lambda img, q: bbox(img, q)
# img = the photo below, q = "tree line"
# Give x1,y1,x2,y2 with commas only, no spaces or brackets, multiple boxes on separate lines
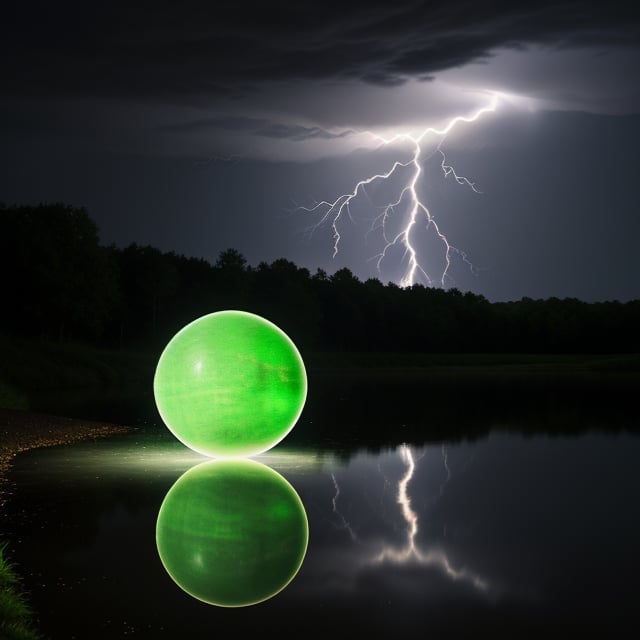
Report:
2,202,639,354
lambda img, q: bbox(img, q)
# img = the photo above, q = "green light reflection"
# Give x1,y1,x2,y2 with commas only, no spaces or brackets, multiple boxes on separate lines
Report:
156,457,309,607
19,432,337,483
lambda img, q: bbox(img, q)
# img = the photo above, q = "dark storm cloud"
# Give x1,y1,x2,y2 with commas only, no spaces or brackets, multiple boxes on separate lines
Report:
254,124,355,141
160,115,354,141
3,1,639,102
160,116,271,133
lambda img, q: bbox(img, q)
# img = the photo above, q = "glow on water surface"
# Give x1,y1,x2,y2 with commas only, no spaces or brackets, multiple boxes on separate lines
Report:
4,430,640,637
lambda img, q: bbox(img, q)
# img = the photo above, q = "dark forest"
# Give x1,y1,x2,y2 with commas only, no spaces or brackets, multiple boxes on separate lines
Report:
2,202,639,356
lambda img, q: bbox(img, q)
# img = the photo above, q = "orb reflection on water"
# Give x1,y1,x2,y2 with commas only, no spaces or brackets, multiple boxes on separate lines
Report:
156,458,308,607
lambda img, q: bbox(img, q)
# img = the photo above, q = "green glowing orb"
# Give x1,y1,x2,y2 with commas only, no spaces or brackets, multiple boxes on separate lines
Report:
153,310,307,457
156,458,309,607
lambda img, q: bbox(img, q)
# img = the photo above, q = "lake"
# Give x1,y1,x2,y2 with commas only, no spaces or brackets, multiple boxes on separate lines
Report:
2,371,639,638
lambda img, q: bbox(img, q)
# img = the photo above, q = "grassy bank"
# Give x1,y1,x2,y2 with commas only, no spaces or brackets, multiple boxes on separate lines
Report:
305,350,640,397
1,334,638,425
0,336,156,417
306,349,640,370
0,543,43,640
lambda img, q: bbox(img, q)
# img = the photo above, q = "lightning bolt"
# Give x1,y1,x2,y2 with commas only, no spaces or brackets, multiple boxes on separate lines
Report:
299,92,499,288
371,444,488,592
439,443,451,498
331,472,360,542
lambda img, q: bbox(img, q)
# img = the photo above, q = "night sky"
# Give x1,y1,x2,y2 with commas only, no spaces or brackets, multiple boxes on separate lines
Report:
2,1,639,302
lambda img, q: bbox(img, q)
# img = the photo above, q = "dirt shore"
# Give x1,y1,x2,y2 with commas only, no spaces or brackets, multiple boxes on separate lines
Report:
0,407,133,508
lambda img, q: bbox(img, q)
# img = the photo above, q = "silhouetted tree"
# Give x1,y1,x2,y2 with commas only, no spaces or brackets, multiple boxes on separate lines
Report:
111,244,180,346
0,202,118,340
251,258,321,348
211,248,253,309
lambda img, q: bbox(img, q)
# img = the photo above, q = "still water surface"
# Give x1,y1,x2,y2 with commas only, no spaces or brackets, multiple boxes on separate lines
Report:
4,424,640,638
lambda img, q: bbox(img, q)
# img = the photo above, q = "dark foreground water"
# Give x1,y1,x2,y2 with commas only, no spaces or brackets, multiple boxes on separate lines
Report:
3,414,640,639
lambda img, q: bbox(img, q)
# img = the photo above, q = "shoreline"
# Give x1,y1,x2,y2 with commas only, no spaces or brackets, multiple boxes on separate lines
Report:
0,407,133,508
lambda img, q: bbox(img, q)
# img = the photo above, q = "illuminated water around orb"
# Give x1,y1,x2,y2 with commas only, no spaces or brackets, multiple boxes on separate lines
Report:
156,458,309,607
153,310,307,457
